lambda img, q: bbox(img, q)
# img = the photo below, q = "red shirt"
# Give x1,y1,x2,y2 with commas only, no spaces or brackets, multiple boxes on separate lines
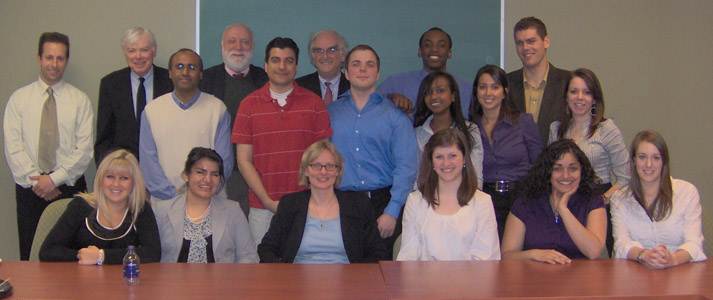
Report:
232,82,332,208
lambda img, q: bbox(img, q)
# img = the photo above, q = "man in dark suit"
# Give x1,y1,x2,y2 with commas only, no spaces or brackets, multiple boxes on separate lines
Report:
199,24,268,214
506,17,571,145
295,29,349,104
95,27,173,165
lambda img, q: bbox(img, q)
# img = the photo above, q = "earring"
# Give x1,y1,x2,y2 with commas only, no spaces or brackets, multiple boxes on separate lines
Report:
463,164,466,168
566,105,571,115
590,104,596,116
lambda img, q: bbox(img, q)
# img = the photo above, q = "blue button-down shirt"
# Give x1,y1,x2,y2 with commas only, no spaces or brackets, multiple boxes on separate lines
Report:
328,91,418,218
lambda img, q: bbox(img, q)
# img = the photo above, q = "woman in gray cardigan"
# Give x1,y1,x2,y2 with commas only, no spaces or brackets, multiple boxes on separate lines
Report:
154,147,257,263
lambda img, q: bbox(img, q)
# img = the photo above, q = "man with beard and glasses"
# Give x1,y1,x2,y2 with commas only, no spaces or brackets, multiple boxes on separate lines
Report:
200,24,268,215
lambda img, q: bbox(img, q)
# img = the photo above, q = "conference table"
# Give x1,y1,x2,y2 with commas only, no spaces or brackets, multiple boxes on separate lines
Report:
0,259,711,299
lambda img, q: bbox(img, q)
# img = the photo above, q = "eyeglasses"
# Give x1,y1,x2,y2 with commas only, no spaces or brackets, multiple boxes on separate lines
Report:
312,47,339,55
308,163,339,171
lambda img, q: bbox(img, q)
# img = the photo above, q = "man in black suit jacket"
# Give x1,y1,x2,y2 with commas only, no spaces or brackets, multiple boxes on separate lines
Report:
506,17,571,145
95,27,173,165
295,30,350,104
198,24,268,214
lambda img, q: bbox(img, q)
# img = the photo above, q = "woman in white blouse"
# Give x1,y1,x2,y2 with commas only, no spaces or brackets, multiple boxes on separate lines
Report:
397,128,500,261
610,130,706,268
548,68,630,255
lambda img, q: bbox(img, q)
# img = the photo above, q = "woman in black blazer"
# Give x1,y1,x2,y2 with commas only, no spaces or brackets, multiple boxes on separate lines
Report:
258,140,388,263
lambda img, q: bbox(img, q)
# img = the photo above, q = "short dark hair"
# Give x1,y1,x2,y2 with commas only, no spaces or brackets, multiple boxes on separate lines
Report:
38,32,70,58
518,139,600,199
345,44,380,71
419,27,452,50
417,128,478,208
513,16,548,40
168,48,203,71
183,147,226,192
264,37,299,65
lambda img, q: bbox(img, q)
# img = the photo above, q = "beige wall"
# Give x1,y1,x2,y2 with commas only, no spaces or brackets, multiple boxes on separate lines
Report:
0,0,195,260
2,0,711,260
505,0,713,254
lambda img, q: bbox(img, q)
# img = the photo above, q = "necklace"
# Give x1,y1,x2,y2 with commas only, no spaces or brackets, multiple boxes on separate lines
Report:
311,197,336,230
550,195,560,224
186,203,211,223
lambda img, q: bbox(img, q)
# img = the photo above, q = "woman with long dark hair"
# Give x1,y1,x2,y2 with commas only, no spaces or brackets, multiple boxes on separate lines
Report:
469,65,542,240
414,71,483,189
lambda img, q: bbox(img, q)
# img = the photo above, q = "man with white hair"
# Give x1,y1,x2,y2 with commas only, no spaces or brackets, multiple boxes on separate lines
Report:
200,24,268,213
295,29,350,104
95,27,173,164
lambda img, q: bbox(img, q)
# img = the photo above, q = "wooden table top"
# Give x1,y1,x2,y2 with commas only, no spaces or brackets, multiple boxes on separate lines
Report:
379,259,713,299
0,261,390,300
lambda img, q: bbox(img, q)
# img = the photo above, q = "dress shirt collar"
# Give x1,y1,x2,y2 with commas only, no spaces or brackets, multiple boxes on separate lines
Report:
319,73,340,88
225,64,249,77
130,65,154,81
37,76,65,92
171,90,202,110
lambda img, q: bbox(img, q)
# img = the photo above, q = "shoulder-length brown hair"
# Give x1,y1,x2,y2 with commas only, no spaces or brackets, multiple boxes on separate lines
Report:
417,128,478,208
628,130,673,221
557,68,606,140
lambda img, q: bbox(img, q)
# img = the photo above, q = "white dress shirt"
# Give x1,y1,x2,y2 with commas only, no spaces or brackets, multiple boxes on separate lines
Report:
4,78,94,187
397,190,501,261
610,178,706,261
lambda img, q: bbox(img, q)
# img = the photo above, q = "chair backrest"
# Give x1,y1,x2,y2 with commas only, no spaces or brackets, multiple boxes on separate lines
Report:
29,198,72,261
392,234,402,260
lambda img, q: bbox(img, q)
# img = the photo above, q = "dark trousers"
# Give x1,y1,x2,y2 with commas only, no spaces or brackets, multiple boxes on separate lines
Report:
482,184,517,243
15,176,86,260
356,186,402,260
596,182,614,257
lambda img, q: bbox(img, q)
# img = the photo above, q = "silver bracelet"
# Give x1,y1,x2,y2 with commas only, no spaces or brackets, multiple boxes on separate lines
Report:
96,249,105,266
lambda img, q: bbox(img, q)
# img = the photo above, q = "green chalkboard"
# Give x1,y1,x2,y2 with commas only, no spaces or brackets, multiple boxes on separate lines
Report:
199,0,501,85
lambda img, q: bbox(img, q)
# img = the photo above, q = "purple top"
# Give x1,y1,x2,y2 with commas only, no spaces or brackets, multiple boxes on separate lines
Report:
510,191,606,259
477,113,542,182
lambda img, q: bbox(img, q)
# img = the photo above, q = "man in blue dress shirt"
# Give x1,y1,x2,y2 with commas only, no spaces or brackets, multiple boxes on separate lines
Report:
328,45,418,259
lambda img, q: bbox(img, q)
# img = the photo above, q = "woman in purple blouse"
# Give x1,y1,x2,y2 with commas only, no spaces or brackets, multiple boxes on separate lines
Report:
469,65,543,240
501,139,606,263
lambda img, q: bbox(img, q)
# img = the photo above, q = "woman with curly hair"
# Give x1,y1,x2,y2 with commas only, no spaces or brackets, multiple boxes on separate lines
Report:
501,139,606,263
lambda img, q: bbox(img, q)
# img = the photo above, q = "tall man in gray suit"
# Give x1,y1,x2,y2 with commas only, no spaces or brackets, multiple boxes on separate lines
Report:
95,27,173,164
199,24,268,214
295,29,350,104
506,17,571,145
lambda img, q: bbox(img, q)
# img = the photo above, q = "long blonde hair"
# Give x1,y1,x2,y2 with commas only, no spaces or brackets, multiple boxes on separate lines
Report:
78,150,147,228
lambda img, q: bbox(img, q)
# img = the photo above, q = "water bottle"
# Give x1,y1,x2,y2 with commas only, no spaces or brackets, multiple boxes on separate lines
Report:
123,245,140,285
